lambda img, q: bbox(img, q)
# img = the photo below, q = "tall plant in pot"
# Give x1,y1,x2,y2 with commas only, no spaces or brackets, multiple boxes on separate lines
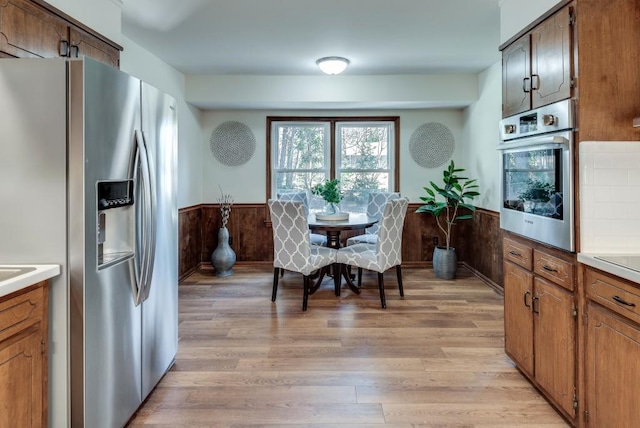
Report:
416,160,480,279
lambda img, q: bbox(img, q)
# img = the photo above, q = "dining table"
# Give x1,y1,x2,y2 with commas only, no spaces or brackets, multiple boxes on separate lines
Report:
307,212,377,296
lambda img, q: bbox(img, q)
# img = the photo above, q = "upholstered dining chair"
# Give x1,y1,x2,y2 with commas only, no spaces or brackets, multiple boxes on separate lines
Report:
268,199,338,311
346,191,401,246
336,198,409,309
277,191,327,246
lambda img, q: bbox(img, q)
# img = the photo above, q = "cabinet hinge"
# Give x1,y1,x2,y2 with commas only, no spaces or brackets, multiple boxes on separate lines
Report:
570,77,576,89
573,392,579,412
584,410,589,423
569,10,576,26
41,340,45,355
572,307,578,318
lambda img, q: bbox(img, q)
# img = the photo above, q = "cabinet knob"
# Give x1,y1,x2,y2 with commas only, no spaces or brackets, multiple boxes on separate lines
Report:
543,114,557,126
504,124,516,134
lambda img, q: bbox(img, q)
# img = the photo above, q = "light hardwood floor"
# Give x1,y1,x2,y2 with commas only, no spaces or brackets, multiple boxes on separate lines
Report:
128,265,569,427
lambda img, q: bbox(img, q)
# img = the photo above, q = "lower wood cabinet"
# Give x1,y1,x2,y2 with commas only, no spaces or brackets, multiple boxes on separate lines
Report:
503,236,577,423
586,302,640,428
584,266,640,428
0,281,49,428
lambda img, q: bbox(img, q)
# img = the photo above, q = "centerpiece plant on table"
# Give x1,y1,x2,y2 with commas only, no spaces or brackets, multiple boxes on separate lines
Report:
311,179,344,215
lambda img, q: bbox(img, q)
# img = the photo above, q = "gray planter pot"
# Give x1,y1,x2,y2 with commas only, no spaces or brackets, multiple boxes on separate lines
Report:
211,227,236,277
433,246,457,279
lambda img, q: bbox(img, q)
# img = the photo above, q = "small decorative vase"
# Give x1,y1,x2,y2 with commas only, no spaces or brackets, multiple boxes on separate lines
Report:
433,246,457,279
324,202,339,215
211,227,236,277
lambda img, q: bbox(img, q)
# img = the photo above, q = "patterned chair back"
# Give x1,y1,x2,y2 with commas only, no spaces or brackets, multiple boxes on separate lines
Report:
268,199,314,275
375,198,409,271
277,191,309,216
366,192,401,234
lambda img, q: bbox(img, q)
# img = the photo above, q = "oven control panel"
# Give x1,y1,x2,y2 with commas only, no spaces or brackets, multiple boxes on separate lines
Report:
499,99,574,141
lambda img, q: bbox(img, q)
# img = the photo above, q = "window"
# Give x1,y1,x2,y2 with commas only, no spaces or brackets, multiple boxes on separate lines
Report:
267,116,399,213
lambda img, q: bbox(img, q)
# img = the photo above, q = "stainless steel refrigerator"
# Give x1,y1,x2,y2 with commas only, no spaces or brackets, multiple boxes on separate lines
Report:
0,57,178,428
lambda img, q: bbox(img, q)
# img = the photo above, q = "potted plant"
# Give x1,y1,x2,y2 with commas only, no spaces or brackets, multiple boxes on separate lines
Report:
416,160,480,279
311,179,344,215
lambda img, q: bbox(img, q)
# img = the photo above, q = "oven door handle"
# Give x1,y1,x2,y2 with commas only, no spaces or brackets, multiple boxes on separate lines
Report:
497,135,569,151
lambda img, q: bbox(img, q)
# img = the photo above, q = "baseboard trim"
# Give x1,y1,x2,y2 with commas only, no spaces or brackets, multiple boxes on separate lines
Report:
461,262,503,296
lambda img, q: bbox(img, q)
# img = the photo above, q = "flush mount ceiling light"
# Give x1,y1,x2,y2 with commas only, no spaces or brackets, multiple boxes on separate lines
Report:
316,57,350,75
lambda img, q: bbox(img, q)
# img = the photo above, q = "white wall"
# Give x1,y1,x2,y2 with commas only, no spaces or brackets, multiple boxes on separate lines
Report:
500,0,563,44
120,37,203,209
463,62,502,211
201,109,464,204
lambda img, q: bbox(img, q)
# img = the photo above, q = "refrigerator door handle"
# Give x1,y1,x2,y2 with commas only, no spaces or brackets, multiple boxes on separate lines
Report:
140,131,157,302
133,130,152,306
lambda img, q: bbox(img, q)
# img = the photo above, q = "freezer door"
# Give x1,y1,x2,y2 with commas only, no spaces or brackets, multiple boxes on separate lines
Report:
68,58,142,428
140,81,178,398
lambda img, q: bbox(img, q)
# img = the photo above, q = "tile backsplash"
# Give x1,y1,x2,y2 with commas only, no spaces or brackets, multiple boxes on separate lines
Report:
580,141,640,253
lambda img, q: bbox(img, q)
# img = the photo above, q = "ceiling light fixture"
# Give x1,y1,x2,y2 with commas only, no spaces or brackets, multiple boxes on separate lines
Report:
316,57,350,75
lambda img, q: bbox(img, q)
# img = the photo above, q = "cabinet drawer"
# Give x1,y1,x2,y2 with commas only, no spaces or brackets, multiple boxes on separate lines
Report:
534,250,574,291
586,268,640,325
0,283,45,343
503,238,533,270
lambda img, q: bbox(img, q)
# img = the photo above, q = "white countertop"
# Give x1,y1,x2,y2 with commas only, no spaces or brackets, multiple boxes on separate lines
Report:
578,253,640,285
0,264,60,298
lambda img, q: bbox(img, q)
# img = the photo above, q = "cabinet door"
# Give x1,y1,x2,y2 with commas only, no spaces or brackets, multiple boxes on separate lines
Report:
530,4,572,109
534,277,576,417
586,302,640,428
502,35,531,117
0,329,45,428
0,0,68,59
69,27,119,68
504,262,534,376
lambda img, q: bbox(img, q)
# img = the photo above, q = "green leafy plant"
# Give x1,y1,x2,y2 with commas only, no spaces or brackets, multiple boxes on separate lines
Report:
311,179,343,204
518,178,554,202
416,160,480,250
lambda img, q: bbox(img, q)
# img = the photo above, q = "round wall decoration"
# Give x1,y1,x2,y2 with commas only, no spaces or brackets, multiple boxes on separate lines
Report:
409,122,455,169
209,121,256,167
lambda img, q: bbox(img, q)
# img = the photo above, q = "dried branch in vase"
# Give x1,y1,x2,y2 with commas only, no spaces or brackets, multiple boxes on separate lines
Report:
218,185,234,228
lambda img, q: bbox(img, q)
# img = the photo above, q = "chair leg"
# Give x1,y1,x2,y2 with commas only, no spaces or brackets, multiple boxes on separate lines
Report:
357,268,363,288
396,265,404,297
302,275,310,311
280,268,285,278
378,272,386,309
272,268,280,302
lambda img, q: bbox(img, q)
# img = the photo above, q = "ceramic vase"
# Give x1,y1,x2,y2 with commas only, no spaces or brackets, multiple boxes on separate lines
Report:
211,227,236,277
433,246,457,279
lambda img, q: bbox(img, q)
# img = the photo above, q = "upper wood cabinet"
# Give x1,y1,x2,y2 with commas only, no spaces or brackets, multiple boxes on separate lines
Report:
0,0,68,58
69,26,119,68
0,0,121,68
501,3,573,117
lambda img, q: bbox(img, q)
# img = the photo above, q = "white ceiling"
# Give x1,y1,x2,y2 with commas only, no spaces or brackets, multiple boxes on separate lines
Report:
121,0,502,77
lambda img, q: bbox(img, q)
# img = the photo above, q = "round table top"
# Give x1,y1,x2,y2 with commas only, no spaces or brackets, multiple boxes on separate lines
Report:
307,213,377,231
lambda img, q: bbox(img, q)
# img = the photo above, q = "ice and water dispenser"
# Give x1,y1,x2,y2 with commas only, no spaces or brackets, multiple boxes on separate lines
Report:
97,180,135,269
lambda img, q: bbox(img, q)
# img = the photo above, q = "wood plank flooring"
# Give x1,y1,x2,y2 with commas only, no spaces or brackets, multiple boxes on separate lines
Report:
127,265,569,427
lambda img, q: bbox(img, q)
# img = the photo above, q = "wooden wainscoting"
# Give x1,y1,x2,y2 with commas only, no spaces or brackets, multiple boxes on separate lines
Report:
178,205,202,280
459,208,504,293
178,203,504,290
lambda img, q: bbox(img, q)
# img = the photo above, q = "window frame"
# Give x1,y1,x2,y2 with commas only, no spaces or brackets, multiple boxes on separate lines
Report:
266,116,400,209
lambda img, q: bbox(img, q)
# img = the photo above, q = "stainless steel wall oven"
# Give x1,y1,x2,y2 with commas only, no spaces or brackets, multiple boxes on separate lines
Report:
498,99,575,252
